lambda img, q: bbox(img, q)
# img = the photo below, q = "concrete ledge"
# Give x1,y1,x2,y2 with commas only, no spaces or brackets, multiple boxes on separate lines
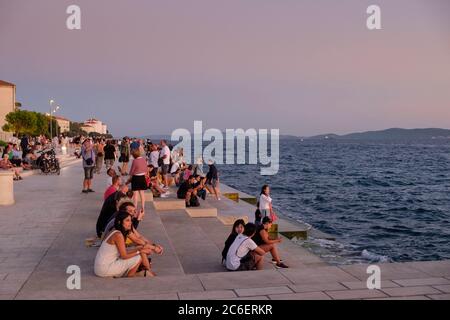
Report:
153,198,186,211
217,215,249,225
0,171,15,206
223,193,239,203
185,204,218,218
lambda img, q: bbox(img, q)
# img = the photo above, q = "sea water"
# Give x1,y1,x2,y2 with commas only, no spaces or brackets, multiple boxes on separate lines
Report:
216,138,450,264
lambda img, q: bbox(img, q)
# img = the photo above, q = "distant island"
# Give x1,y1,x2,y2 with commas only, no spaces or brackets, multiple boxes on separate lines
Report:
136,128,450,142
306,128,450,140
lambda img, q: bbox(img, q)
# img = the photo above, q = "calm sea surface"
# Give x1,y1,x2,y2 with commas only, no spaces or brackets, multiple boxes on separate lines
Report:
215,139,450,264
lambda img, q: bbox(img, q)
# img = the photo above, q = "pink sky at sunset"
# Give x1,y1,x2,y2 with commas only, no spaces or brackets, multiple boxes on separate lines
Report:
1,0,449,136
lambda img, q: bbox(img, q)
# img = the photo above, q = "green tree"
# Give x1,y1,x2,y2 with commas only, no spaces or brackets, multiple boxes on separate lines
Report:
68,122,87,137
2,110,37,136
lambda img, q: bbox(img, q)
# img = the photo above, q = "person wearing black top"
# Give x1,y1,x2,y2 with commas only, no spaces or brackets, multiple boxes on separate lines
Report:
103,140,117,171
95,186,131,238
206,160,221,200
177,175,199,207
252,217,289,268
221,219,246,264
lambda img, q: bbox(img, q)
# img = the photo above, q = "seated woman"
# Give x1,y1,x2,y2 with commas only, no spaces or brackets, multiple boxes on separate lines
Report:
221,219,246,265
146,165,167,197
94,211,154,278
226,223,266,271
104,202,164,259
252,217,289,268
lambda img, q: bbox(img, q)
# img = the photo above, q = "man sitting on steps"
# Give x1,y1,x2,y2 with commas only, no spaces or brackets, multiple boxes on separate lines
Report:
177,175,200,207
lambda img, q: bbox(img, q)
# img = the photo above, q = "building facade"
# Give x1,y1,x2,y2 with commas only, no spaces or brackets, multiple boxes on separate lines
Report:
0,80,16,141
53,116,71,134
84,118,107,134
80,125,95,134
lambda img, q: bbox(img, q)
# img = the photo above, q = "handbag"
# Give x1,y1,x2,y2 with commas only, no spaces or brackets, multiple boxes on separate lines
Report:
269,211,278,222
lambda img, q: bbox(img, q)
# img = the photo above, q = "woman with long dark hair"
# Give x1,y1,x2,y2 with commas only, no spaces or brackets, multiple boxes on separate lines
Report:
221,219,246,264
259,185,277,221
94,212,153,277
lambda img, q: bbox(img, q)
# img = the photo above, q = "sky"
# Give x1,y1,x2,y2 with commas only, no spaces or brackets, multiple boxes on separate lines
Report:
1,0,449,137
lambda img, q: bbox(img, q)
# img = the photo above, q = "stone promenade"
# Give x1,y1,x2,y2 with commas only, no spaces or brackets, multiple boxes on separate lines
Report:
0,161,449,300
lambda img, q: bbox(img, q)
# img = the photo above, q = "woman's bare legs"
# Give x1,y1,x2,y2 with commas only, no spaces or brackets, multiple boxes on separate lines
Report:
138,190,145,213
126,258,142,277
254,253,264,270
259,243,281,264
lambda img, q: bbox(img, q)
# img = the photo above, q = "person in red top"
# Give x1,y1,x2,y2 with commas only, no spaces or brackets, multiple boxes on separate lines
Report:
126,149,148,217
104,175,120,200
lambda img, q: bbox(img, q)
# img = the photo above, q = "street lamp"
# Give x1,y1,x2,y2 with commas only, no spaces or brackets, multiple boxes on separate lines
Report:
49,99,61,138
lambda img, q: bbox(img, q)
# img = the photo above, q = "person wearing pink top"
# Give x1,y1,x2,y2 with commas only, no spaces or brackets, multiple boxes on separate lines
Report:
104,175,120,200
126,149,148,217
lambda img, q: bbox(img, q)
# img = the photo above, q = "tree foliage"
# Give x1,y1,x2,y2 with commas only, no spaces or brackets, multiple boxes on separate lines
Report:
1,110,59,137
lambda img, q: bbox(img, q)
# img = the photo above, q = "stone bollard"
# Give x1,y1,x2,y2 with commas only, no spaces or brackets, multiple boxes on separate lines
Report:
0,171,15,205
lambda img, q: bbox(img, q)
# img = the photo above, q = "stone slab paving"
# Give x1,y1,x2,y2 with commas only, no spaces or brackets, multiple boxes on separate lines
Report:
1,163,450,300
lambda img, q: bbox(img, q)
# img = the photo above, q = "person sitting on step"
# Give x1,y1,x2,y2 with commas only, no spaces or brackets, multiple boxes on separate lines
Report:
221,219,246,265
94,212,154,278
252,216,289,269
177,175,200,207
226,223,266,271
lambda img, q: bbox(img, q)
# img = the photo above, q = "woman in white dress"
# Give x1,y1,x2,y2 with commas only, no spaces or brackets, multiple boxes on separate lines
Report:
94,211,153,278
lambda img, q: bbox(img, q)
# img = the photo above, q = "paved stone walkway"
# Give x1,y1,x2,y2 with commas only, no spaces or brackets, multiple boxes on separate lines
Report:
1,162,449,300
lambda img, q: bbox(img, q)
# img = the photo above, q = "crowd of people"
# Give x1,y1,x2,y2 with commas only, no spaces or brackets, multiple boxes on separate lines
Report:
77,136,289,278
87,137,227,277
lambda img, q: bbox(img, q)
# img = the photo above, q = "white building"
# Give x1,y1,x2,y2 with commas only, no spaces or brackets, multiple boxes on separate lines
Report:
84,118,107,134
0,80,16,141
80,125,95,134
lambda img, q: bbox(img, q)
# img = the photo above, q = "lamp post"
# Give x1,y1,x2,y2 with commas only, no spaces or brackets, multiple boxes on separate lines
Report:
49,100,60,138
